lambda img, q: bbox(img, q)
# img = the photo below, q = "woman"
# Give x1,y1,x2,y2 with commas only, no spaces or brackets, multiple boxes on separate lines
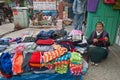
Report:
87,22,110,66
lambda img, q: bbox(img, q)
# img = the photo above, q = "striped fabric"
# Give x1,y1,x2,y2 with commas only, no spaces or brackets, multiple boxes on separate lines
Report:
55,52,71,62
42,44,67,63
70,63,82,75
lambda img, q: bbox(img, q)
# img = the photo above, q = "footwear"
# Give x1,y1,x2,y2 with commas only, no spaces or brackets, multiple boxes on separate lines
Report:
91,62,95,65
94,63,98,66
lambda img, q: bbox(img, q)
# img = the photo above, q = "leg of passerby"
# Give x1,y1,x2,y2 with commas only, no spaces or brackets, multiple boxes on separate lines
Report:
73,14,79,30
78,13,84,31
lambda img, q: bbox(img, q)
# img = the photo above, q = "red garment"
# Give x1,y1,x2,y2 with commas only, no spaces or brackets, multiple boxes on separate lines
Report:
70,63,82,76
36,39,54,45
1,72,12,78
29,51,43,64
104,0,116,4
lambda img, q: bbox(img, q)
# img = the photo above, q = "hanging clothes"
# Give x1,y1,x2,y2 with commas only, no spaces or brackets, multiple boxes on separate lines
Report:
87,0,99,12
104,0,116,4
113,0,120,9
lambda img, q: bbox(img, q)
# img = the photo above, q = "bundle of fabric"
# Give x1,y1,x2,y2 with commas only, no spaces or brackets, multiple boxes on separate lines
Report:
0,45,8,52
55,35,72,43
29,51,43,68
57,41,76,51
42,44,68,63
9,37,22,43
22,37,36,42
0,52,12,78
36,45,54,52
37,30,55,40
52,28,67,39
70,52,83,75
55,60,69,74
69,30,83,42
36,38,54,45
0,38,11,45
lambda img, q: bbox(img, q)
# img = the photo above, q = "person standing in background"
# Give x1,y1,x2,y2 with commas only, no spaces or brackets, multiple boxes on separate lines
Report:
72,0,87,30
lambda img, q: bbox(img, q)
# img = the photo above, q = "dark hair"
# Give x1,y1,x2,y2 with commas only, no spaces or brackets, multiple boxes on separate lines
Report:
96,22,104,27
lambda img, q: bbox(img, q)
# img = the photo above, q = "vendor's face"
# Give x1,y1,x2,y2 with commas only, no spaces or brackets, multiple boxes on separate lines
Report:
96,24,103,33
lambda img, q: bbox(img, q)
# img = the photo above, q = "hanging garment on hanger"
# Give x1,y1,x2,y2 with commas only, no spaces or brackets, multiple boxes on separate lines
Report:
87,0,99,12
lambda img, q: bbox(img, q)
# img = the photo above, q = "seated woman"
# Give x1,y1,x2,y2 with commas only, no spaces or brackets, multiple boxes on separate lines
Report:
87,22,110,66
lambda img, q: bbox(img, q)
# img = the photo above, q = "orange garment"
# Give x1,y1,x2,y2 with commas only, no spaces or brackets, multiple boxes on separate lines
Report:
29,63,43,68
12,52,23,74
43,44,67,63
54,60,69,66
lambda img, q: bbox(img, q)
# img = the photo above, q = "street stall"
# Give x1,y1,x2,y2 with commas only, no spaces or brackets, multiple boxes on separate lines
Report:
0,29,89,80
32,0,58,28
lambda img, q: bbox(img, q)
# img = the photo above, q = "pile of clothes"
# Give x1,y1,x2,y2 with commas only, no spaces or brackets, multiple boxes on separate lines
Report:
0,29,88,80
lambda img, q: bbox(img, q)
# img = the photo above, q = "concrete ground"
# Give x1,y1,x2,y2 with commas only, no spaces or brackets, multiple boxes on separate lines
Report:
0,23,14,37
0,23,120,80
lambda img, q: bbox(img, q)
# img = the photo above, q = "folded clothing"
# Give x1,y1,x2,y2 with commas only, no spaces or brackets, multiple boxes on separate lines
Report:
57,41,75,51
37,30,55,39
23,42,37,53
70,52,82,64
55,60,69,74
0,45,8,52
69,30,83,42
12,52,24,74
0,38,10,45
9,37,22,43
55,35,72,43
70,63,82,75
29,51,43,64
22,37,36,42
36,45,54,52
52,28,67,39
36,39,54,45
0,52,12,75
42,45,67,63
55,52,70,62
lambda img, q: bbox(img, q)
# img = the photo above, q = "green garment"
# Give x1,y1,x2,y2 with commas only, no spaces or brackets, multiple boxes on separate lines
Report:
70,52,82,64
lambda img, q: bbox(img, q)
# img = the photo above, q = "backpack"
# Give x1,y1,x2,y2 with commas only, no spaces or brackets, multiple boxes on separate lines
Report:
104,0,116,4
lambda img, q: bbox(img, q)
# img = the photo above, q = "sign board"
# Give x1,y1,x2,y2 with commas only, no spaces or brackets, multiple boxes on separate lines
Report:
33,0,56,10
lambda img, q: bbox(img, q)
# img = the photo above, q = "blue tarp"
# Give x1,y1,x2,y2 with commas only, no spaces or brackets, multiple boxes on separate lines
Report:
0,70,82,80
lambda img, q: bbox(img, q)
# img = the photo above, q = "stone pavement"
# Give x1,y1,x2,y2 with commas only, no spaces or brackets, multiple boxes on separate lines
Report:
1,24,120,80
0,23,14,37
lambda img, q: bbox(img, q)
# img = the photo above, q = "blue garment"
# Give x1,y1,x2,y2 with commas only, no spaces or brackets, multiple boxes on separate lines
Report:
0,38,10,45
0,70,82,80
0,52,12,75
72,0,86,30
0,45,8,52
72,0,87,14
73,13,84,30
55,52,71,62
37,30,55,39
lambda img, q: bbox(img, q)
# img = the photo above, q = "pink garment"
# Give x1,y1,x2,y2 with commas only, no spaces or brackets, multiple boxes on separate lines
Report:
69,30,83,35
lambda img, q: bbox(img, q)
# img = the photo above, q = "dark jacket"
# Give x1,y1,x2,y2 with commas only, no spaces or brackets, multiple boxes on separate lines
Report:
87,30,110,47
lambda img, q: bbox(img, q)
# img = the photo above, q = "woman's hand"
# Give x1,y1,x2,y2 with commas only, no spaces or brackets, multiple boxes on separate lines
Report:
93,38,98,43
104,37,108,41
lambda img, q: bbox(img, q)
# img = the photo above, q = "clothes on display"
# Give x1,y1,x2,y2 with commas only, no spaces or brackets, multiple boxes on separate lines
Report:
0,29,88,80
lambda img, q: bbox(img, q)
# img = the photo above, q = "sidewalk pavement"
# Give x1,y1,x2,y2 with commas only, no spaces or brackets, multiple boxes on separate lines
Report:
0,23,14,37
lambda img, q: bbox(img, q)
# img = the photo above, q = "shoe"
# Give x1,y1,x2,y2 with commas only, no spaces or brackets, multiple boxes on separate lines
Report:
94,63,98,66
91,62,95,65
